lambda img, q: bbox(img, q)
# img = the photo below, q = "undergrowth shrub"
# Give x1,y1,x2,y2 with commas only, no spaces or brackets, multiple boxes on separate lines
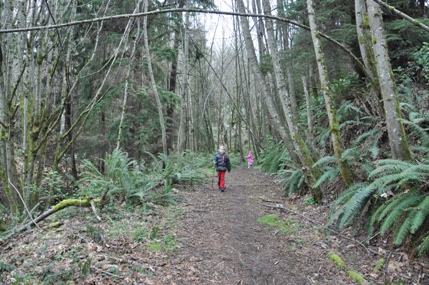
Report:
77,148,206,209
258,141,290,174
258,141,306,196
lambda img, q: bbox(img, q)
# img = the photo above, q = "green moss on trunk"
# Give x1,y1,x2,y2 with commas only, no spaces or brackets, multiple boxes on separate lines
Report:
52,198,101,211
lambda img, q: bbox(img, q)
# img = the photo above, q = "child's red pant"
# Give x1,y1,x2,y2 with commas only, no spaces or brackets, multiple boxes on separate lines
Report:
217,170,226,189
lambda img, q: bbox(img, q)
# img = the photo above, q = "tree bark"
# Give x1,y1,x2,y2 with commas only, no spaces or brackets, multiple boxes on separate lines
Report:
176,0,190,152
307,0,353,186
366,0,412,161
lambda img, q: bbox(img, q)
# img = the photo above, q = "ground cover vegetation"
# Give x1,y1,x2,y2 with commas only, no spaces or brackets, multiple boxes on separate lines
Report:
0,0,429,283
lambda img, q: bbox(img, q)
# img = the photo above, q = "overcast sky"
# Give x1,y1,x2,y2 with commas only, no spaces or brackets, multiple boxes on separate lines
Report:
204,0,235,50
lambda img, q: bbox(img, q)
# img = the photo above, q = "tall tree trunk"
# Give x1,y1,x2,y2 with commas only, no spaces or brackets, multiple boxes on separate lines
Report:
355,0,384,117
262,0,322,203
366,0,412,161
117,4,140,151
144,0,167,155
166,2,185,153
176,0,190,152
0,0,23,213
236,0,300,164
307,0,353,186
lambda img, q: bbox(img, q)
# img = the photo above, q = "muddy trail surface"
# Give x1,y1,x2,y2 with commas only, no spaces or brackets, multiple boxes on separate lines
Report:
1,167,426,285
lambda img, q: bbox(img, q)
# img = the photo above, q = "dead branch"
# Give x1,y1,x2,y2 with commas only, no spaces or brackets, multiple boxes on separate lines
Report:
90,199,102,221
373,0,429,33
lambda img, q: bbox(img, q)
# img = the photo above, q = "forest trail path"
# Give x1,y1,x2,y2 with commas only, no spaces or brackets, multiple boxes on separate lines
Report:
167,166,345,284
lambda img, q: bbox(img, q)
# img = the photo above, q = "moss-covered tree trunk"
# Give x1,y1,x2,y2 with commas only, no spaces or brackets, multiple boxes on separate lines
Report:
366,0,412,161
307,0,354,186
355,0,384,116
262,0,323,203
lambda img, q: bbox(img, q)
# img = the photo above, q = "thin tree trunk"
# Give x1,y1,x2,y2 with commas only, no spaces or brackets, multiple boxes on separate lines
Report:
236,0,300,164
117,3,141,151
176,0,190,152
307,0,353,186
302,75,318,156
366,0,412,161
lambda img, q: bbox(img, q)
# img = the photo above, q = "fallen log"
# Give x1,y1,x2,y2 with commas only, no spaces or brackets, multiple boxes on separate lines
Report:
3,198,101,240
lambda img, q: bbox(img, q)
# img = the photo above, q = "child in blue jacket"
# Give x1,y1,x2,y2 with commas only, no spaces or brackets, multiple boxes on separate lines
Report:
213,146,231,192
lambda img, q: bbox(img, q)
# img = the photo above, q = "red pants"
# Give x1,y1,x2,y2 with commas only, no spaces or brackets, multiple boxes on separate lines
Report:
217,171,226,189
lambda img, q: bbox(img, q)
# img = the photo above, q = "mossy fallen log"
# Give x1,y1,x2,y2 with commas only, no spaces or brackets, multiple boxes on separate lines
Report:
328,252,369,284
328,253,346,269
346,270,365,284
7,198,101,238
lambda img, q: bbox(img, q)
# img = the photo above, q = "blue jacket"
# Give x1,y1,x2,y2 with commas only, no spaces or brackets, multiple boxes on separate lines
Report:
213,152,231,172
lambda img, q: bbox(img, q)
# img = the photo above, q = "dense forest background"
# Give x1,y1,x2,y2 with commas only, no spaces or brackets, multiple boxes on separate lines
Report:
1,0,429,256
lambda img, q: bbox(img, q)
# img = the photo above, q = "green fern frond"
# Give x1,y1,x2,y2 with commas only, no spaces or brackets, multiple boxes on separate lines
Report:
369,161,429,193
413,145,429,155
395,168,429,188
337,100,365,117
286,169,304,196
369,160,412,179
352,128,379,146
275,168,304,196
361,115,378,122
369,197,394,234
330,182,368,213
391,193,429,247
326,182,372,227
416,234,429,255
367,145,380,159
400,102,417,113
402,118,429,146
312,155,336,168
338,185,377,228
315,126,331,146
410,196,429,234
340,120,371,130
375,193,408,222
393,215,414,246
379,193,424,236
341,148,358,161
313,167,339,189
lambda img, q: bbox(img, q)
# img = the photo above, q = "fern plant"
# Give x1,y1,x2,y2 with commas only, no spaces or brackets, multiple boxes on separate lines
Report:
329,158,429,255
274,167,305,196
258,142,291,174
77,149,208,210
312,155,339,189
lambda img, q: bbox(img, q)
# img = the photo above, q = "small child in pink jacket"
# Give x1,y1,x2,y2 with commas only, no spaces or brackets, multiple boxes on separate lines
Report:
245,150,253,168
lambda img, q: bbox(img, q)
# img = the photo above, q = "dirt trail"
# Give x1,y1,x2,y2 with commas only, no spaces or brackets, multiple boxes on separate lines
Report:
168,166,341,285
